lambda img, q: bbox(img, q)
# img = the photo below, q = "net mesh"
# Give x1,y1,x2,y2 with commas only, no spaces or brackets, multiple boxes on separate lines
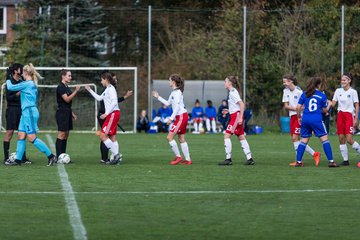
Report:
0,67,136,132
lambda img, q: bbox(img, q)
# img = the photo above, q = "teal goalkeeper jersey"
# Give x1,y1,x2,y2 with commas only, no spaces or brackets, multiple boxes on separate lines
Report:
6,80,38,111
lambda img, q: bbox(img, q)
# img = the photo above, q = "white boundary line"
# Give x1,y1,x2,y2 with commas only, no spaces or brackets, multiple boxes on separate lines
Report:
1,189,360,195
46,135,87,240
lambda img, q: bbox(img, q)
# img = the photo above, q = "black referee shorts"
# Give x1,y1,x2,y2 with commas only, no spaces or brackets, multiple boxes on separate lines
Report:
5,106,22,130
56,108,73,131
97,113,105,127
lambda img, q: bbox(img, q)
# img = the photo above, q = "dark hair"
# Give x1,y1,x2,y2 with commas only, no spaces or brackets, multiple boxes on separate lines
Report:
226,75,242,94
305,77,322,98
10,63,23,75
283,74,298,86
343,72,354,86
59,69,70,82
101,72,117,87
169,74,184,92
226,75,239,87
207,100,212,106
195,99,200,104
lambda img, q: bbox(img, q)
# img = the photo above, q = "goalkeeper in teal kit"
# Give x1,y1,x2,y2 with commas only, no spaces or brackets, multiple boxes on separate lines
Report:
294,77,338,168
5,63,56,166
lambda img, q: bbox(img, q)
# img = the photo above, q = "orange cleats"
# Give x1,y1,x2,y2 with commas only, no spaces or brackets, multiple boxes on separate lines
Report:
180,160,192,165
289,161,297,166
313,152,321,166
170,156,183,165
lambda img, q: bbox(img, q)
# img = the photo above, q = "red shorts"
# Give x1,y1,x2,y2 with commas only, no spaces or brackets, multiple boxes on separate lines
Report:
207,117,215,121
336,111,354,135
170,113,188,135
225,112,244,136
101,110,120,136
193,117,202,123
290,115,301,135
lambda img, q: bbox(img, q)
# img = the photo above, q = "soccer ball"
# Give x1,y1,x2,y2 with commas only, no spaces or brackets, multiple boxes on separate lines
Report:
8,152,17,162
57,153,71,164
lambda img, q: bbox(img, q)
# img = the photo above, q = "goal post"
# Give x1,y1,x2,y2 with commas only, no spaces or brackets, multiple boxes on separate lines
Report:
0,66,138,133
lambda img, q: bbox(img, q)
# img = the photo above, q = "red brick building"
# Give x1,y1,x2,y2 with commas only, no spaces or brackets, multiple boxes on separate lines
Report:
0,0,27,64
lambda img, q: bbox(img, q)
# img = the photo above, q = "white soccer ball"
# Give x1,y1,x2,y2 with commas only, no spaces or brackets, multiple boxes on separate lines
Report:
57,153,71,164
8,152,17,162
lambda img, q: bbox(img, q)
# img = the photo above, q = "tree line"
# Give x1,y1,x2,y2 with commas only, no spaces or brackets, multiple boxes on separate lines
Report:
6,0,360,124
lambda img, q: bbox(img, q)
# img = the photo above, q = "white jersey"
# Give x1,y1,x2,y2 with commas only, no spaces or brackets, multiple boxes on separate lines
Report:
333,87,359,114
282,86,303,116
88,85,119,115
158,89,187,120
228,88,242,114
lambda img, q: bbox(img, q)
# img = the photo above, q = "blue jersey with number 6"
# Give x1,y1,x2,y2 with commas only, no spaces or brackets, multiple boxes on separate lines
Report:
298,90,328,137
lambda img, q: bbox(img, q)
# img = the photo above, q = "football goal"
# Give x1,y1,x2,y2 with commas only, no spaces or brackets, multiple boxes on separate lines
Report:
0,67,138,133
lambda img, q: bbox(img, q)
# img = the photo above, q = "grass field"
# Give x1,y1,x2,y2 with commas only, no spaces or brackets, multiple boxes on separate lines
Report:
1,132,360,240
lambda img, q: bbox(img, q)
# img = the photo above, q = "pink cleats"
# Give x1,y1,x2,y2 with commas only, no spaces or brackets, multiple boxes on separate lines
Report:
170,157,192,165
170,156,183,165
313,152,321,167
357,161,360,168
180,160,192,165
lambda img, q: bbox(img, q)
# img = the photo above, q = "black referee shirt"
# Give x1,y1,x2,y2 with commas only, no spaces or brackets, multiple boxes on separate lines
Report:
6,79,21,107
57,82,72,109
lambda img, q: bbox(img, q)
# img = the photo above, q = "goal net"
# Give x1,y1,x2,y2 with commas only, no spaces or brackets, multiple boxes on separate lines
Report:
0,67,137,133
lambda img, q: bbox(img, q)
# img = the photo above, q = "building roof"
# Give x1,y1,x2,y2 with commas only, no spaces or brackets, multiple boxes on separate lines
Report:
0,0,27,6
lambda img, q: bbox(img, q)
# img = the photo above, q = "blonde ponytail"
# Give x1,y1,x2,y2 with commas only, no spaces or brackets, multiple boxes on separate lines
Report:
23,63,43,85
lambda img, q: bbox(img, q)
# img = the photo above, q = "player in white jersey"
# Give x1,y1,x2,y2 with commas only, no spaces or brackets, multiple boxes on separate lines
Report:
329,73,360,167
152,74,192,165
85,72,122,165
282,75,320,166
219,76,254,166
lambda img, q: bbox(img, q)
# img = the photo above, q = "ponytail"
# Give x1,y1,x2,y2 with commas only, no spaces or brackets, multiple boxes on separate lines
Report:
169,74,184,92
305,77,322,98
23,63,43,85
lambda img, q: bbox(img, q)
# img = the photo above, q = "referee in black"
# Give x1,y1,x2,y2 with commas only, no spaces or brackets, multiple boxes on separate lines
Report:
55,69,80,158
3,63,30,163
98,71,133,163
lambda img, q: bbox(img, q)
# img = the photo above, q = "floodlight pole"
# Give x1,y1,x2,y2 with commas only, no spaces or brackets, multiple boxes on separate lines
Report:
66,4,69,67
243,6,247,104
148,5,152,120
341,4,344,76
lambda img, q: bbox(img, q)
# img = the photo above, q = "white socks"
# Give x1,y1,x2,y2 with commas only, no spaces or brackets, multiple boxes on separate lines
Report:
294,141,315,156
240,139,252,160
340,144,348,161
293,141,300,153
194,122,198,132
305,145,315,156
224,138,252,160
169,140,181,157
351,141,360,154
206,119,211,132
206,119,217,132
103,138,119,155
211,120,217,132
224,138,232,159
169,140,191,160
180,142,191,160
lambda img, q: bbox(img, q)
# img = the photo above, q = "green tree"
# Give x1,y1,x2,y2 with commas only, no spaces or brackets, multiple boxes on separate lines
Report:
6,0,107,67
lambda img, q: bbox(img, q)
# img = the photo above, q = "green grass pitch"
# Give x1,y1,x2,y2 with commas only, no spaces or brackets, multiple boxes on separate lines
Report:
1,132,360,240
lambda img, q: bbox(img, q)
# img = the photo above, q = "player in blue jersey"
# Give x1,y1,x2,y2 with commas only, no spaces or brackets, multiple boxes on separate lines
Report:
295,77,338,167
205,100,217,133
5,63,57,166
191,99,204,134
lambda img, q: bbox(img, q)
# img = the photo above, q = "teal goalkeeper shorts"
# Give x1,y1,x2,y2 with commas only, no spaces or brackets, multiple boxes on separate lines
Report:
18,106,40,134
